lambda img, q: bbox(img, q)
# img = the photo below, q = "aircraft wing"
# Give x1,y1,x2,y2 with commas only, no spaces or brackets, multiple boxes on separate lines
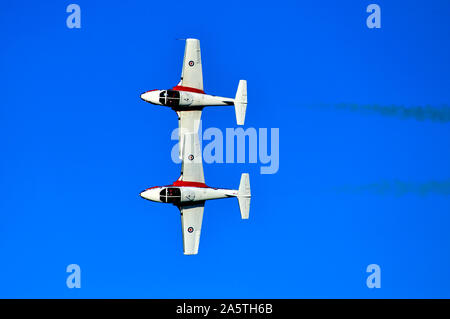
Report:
179,38,203,91
177,110,202,160
180,203,205,255
181,131,204,183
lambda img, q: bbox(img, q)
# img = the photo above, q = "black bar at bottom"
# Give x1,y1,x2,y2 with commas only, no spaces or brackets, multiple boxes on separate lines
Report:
0,299,448,317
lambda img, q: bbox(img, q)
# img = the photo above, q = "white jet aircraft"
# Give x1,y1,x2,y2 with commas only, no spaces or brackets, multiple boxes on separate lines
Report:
140,38,251,255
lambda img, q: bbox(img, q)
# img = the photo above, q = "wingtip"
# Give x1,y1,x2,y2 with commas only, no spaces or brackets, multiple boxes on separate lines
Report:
183,252,198,256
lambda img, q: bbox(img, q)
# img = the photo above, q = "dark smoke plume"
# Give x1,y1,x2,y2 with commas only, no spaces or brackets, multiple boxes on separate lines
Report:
314,103,450,122
333,180,450,196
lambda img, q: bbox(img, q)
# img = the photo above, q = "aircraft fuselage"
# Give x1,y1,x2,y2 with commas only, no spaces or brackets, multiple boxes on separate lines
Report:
140,87,234,109
140,183,237,205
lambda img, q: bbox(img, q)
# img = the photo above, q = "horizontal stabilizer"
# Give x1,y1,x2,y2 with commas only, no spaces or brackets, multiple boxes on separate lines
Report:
237,173,251,219
234,80,247,126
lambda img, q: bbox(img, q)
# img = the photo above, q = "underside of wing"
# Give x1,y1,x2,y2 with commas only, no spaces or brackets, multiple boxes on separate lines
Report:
178,38,203,91
174,109,204,183
180,203,205,255
181,131,204,183
177,110,202,158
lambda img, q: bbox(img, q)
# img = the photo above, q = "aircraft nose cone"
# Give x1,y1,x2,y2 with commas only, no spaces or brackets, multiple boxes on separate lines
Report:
139,188,160,202
140,189,149,199
140,90,159,104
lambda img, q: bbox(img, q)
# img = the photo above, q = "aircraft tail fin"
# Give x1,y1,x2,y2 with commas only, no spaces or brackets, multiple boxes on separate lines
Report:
237,173,251,219
234,80,247,126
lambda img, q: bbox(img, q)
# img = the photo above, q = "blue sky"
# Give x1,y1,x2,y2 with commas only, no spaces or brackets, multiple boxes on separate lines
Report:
1,0,449,298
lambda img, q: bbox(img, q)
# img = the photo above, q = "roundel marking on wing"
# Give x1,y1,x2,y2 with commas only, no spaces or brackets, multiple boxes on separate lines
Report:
188,154,194,161
188,60,195,67
187,227,194,233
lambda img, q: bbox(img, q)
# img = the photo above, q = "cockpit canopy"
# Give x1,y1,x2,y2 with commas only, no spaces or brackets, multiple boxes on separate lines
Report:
159,90,180,107
160,187,181,203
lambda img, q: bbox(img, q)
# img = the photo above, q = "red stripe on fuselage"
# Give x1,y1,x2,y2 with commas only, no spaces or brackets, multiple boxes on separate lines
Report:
172,85,205,94
144,186,160,190
171,180,209,188
145,180,210,190
172,175,209,187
